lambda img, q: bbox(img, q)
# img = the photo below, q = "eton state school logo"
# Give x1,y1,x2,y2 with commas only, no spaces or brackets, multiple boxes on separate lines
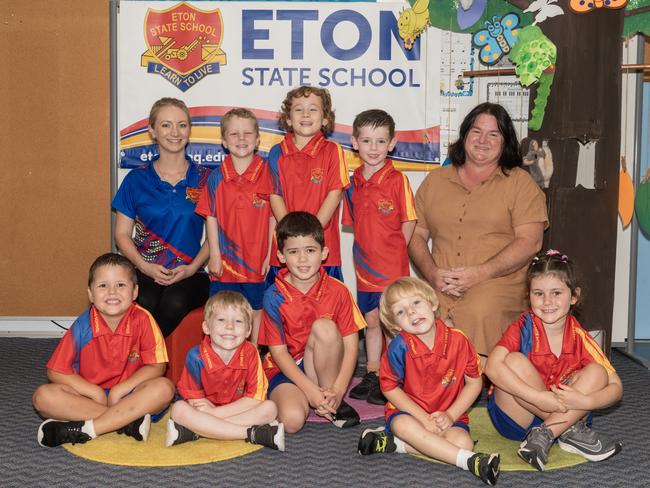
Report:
141,2,226,92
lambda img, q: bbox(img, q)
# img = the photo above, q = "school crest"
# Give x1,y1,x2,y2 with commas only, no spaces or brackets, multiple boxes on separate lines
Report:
378,199,395,214
127,350,141,363
141,2,227,92
441,368,457,387
252,195,266,208
186,187,201,203
310,168,324,185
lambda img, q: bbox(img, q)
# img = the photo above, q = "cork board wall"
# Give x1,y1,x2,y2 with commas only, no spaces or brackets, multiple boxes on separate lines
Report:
0,0,110,316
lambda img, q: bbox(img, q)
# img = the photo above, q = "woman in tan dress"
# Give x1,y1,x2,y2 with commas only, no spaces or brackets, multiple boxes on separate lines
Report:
409,103,548,360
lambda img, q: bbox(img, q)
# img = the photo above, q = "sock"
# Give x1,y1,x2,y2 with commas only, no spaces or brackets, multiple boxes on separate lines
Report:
81,420,97,439
393,435,407,454
246,426,255,443
366,361,380,373
456,448,474,470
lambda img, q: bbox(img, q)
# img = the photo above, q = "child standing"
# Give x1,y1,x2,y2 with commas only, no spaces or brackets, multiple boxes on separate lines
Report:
33,253,174,447
342,109,417,405
485,250,623,471
258,212,367,433
166,291,284,450
358,277,500,486
267,86,349,284
195,108,274,344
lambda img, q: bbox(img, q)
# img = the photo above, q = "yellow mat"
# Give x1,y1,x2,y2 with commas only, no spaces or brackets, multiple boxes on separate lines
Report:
63,413,262,467
417,407,587,471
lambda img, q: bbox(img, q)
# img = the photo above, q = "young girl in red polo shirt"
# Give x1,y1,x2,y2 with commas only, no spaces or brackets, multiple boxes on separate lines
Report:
485,250,623,471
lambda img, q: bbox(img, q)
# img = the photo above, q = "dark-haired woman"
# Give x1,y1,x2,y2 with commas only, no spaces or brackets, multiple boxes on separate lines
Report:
112,98,210,337
408,103,548,360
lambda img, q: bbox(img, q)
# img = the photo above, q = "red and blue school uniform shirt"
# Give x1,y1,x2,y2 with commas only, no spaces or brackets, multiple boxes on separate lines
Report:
111,157,211,269
342,161,417,292
379,320,481,424
176,336,267,405
47,304,168,390
258,268,366,380
495,311,616,390
195,155,272,283
268,131,350,267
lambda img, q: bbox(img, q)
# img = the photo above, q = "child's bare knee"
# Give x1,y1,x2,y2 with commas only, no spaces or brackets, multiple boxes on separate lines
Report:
32,384,52,412
259,400,278,422
170,400,191,423
309,318,339,345
573,362,608,388
504,351,528,368
278,408,306,434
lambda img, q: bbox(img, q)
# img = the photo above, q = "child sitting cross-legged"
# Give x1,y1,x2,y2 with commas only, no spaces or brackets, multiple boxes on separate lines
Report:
166,291,284,451
357,277,501,486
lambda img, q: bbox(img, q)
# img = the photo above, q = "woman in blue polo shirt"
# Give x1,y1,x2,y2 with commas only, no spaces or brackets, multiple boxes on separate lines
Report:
112,97,211,336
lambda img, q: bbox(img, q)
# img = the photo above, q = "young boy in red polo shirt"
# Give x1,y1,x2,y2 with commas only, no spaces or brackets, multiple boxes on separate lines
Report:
165,291,284,450
195,108,274,344
258,212,366,433
267,86,349,285
342,109,417,405
358,277,500,486
33,253,174,447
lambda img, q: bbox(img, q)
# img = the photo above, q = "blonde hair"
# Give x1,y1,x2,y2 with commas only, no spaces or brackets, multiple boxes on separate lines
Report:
149,97,192,128
221,107,259,136
278,86,335,134
379,277,439,338
204,291,253,327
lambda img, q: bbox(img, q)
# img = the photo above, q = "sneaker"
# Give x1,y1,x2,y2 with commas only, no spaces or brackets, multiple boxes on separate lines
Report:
330,400,360,428
517,424,554,471
117,414,151,442
557,420,622,462
467,452,500,486
349,372,378,400
37,419,91,447
357,427,396,455
366,377,387,405
165,419,199,447
247,423,285,451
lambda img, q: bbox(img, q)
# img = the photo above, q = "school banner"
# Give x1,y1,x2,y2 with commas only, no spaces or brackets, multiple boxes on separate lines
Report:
118,1,441,171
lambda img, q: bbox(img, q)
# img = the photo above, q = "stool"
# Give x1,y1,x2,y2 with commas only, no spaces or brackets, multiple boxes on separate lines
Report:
164,307,205,384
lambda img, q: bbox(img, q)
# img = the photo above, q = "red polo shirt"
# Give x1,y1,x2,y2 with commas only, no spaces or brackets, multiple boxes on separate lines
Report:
176,336,267,405
195,155,273,283
342,161,417,291
268,131,349,266
380,320,481,424
47,304,168,390
258,268,366,380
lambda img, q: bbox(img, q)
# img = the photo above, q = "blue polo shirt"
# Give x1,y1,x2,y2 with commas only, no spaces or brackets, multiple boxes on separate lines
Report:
112,157,211,269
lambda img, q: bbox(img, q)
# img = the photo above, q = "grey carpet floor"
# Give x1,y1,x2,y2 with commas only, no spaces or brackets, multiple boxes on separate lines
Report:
2,337,648,487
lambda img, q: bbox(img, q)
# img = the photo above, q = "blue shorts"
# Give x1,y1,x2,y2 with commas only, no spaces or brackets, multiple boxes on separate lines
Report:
487,393,543,441
357,291,381,314
266,265,344,288
104,388,168,423
385,410,469,435
209,281,265,310
267,360,305,397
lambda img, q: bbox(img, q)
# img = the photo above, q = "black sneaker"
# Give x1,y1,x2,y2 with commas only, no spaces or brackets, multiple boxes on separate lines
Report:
518,424,554,471
330,400,360,428
37,419,91,447
467,452,500,486
357,427,396,455
557,420,622,462
117,414,151,442
349,372,378,400
247,423,285,451
165,419,199,447
366,376,387,405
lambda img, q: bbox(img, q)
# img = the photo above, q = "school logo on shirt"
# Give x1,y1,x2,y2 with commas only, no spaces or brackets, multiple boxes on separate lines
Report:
441,368,457,387
251,195,267,208
186,187,202,203
377,199,395,214
127,350,141,363
310,167,324,185
235,380,245,395
141,2,227,92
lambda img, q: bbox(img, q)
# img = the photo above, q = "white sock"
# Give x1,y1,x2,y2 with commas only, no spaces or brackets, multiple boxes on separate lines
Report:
456,448,474,470
82,419,97,439
393,435,407,454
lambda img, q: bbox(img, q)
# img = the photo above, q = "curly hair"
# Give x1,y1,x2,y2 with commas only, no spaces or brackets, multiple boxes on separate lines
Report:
278,86,335,135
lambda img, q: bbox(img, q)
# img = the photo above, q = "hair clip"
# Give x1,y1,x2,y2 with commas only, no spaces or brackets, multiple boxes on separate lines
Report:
545,249,569,262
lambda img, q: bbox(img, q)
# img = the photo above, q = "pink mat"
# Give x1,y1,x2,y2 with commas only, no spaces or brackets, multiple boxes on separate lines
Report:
306,376,385,423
